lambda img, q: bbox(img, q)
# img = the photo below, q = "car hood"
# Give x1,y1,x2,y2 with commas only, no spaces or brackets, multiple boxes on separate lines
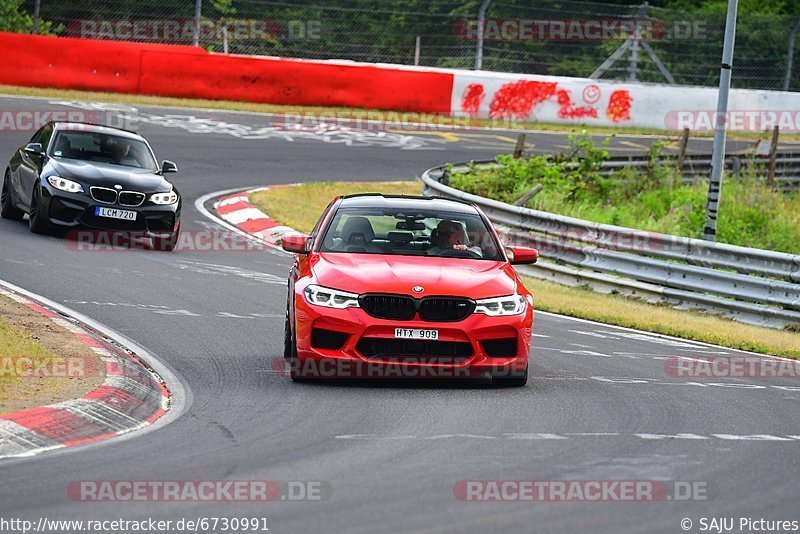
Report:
312,253,519,300
47,159,170,192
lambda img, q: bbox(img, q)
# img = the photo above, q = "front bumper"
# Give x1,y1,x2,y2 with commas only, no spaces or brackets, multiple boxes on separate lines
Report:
41,186,180,237
293,293,533,379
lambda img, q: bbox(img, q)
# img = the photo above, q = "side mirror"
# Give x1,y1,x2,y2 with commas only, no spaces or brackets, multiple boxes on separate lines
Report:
161,160,178,173
281,234,309,254
24,143,44,155
507,246,538,265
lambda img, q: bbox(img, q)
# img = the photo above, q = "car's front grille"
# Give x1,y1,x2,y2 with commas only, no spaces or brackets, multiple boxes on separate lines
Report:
90,187,117,204
119,191,145,207
419,298,475,322
359,295,416,321
359,293,475,322
356,337,473,361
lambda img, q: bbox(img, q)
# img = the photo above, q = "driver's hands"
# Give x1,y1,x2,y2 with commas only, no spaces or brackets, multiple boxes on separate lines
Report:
453,244,468,251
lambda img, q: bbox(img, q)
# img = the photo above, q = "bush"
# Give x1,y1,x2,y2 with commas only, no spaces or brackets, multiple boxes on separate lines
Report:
449,134,800,254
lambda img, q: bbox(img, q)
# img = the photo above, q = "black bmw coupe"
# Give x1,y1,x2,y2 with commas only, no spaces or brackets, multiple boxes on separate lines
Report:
2,122,181,251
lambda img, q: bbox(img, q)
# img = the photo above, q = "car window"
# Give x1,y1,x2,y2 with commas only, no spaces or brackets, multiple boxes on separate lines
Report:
50,131,158,171
38,124,54,152
319,206,503,261
29,125,46,144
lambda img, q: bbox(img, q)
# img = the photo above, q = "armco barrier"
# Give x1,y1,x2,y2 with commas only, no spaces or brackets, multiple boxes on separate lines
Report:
0,32,453,113
3,32,800,131
421,162,800,329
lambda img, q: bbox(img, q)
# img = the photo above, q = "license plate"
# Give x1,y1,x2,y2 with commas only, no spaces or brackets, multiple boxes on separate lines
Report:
394,328,438,340
95,207,137,221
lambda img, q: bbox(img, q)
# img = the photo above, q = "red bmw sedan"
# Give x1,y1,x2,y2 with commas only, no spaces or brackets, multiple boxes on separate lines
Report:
281,194,538,386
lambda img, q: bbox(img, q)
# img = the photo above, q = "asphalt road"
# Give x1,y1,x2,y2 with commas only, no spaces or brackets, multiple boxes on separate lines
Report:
0,95,798,534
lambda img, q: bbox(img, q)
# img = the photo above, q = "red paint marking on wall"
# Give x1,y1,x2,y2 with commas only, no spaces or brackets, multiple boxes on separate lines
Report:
556,89,598,119
487,80,557,119
461,83,485,116
606,89,633,123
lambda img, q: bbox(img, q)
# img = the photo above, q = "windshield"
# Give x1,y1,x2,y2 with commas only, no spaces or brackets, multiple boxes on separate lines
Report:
50,131,158,171
319,206,504,261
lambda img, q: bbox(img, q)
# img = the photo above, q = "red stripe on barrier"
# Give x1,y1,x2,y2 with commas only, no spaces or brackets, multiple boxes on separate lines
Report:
216,201,252,215
2,406,108,443
146,408,167,424
74,333,102,348
105,360,124,376
24,303,59,319
239,217,279,234
0,32,454,113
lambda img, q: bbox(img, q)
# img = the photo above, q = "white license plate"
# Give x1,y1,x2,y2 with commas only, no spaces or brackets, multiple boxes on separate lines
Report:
95,207,137,221
394,328,438,340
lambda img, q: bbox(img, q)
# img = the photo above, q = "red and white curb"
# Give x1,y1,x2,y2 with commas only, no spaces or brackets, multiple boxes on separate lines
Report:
0,285,171,459
213,185,301,248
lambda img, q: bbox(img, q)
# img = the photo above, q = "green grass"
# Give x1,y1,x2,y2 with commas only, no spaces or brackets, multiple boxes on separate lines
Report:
4,84,798,141
249,180,800,359
451,151,800,254
0,315,54,405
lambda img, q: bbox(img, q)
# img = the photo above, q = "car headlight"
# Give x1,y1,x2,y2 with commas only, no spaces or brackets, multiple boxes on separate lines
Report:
47,176,83,193
150,191,178,205
474,294,527,316
304,285,360,309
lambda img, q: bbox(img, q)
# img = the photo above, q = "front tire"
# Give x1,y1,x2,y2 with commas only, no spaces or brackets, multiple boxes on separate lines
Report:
28,184,51,235
492,364,528,387
1,172,24,221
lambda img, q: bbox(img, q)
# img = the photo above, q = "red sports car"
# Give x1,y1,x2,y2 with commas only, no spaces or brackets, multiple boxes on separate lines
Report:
281,194,538,386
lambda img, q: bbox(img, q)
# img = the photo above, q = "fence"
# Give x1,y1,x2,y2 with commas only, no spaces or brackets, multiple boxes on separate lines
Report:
421,161,800,329
11,0,800,92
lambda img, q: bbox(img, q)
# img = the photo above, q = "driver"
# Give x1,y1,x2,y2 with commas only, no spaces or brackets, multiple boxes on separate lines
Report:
109,139,142,167
429,219,483,257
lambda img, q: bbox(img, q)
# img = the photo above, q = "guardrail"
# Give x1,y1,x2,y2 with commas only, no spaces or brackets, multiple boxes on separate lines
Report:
421,161,800,329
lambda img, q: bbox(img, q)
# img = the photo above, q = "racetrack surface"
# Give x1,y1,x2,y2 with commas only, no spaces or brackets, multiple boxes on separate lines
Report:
1,95,799,534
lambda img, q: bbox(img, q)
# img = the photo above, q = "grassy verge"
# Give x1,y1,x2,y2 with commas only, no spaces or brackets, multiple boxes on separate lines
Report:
248,180,800,359
0,295,104,414
451,139,800,254
3,84,796,141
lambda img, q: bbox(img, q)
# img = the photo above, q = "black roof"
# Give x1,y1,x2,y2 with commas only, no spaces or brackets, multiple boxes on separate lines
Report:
338,194,479,214
53,122,144,141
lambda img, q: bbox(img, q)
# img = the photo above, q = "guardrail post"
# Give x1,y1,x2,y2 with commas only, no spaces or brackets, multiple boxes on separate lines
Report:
676,127,690,174
767,125,780,186
513,134,527,159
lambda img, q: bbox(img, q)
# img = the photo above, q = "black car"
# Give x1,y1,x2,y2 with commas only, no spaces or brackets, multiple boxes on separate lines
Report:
1,122,181,251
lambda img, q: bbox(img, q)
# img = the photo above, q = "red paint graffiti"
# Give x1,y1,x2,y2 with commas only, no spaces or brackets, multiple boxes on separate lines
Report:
487,80,557,119
556,89,598,119
606,89,633,123
461,83,485,116
467,80,633,123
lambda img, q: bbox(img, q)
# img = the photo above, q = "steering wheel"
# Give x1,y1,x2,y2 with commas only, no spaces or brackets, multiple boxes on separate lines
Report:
439,248,481,259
